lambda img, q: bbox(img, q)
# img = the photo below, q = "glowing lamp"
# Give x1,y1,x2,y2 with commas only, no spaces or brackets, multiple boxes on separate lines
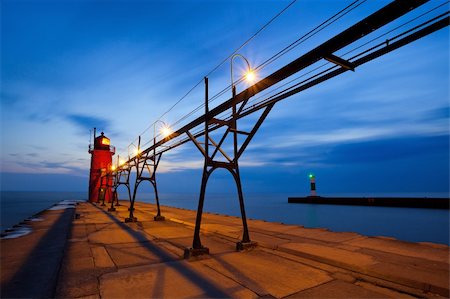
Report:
135,148,141,156
101,138,110,145
111,165,116,171
93,132,112,150
160,125,172,138
244,70,256,83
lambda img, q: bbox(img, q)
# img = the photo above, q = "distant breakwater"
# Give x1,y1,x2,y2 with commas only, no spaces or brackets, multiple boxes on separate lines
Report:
288,196,450,209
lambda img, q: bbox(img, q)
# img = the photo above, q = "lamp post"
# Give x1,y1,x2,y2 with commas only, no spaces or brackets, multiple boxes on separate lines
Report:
128,143,139,159
152,120,168,201
127,139,141,215
230,53,255,98
108,161,118,211
229,53,257,251
152,120,171,221
153,120,171,145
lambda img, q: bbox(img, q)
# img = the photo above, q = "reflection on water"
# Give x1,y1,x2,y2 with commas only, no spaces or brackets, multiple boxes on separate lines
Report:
306,205,319,227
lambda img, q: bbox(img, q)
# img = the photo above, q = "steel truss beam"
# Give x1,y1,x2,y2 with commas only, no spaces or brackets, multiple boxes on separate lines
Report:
125,136,165,222
184,77,275,258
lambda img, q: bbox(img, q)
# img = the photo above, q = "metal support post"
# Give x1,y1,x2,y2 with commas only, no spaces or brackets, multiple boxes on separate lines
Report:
109,159,119,211
185,76,261,258
126,135,165,223
150,152,165,221
152,132,165,221
125,136,141,223
185,77,210,258
108,189,117,212
113,167,132,208
99,171,107,206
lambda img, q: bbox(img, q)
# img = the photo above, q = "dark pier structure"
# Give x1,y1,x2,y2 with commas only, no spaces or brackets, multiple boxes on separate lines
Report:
288,196,450,209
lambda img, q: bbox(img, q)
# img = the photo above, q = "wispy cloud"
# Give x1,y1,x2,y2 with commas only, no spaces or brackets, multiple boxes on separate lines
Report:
321,134,450,165
249,100,449,151
1,160,82,175
27,112,52,123
66,113,111,133
159,159,203,173
1,155,88,176
422,106,450,121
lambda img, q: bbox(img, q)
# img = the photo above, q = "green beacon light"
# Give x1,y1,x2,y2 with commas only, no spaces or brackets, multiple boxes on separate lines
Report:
309,173,317,196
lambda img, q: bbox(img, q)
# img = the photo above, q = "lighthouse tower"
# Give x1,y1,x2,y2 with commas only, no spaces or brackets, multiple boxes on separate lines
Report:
88,130,115,202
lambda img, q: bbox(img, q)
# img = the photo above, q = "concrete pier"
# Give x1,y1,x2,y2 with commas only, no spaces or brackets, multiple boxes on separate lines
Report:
1,201,449,298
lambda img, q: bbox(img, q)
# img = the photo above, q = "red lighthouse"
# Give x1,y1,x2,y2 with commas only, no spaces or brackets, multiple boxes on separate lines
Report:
88,130,115,203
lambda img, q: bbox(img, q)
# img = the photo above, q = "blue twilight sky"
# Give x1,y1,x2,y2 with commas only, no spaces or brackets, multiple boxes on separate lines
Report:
1,0,449,196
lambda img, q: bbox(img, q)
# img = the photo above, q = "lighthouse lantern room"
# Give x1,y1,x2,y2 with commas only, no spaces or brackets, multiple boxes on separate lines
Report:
88,129,115,202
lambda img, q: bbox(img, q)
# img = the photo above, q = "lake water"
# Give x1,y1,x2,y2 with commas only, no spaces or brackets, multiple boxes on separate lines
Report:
0,191,86,231
1,191,449,245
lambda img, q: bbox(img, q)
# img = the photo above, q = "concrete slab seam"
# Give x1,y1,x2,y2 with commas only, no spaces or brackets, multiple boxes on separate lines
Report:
279,245,435,295
265,246,431,298
200,259,265,297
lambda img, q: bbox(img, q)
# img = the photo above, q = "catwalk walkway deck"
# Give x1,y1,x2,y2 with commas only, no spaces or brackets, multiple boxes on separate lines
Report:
1,201,449,298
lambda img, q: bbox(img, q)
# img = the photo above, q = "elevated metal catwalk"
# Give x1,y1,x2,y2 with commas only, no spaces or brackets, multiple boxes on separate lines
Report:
99,0,449,257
